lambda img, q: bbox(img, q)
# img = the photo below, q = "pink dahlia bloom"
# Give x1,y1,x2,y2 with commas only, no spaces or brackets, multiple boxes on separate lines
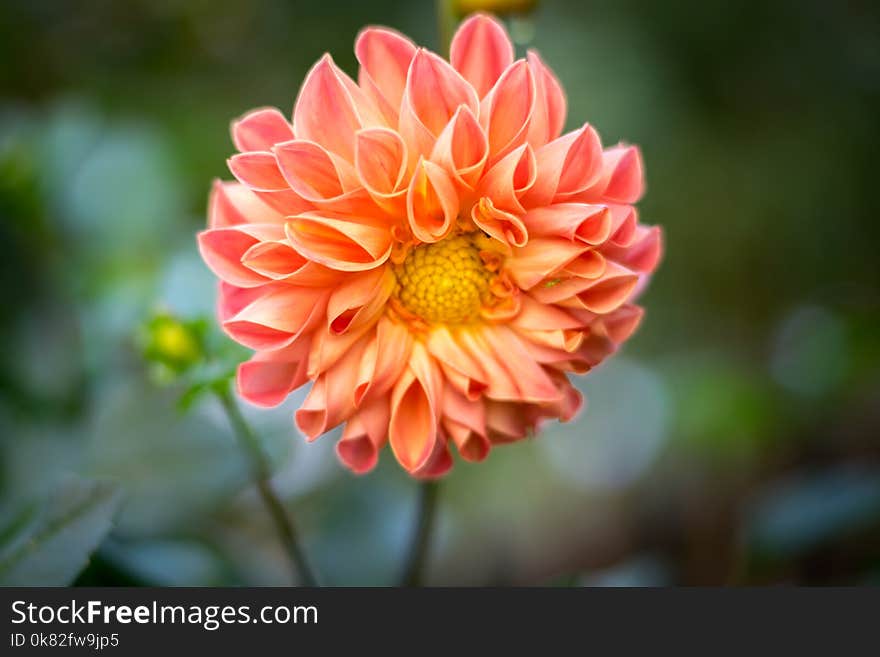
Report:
198,14,662,478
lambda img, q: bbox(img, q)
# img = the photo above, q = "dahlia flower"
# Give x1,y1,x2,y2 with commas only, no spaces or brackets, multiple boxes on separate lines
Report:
198,14,662,477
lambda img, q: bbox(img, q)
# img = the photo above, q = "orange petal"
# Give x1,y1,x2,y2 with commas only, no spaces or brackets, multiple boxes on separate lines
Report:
295,338,366,440
197,223,285,287
326,266,395,335
274,139,358,200
450,13,514,98
389,342,443,473
602,225,663,274
525,51,567,147
430,105,488,192
293,54,377,161
441,387,489,462
505,236,587,289
521,124,603,207
223,286,328,351
337,396,390,474
477,143,537,214
471,197,528,249
228,151,290,191
480,325,562,403
355,27,417,123
355,127,407,194
534,261,639,313
355,316,413,405
208,180,284,228
399,49,479,160
285,213,392,271
406,158,459,243
580,144,645,204
479,59,535,162
426,326,489,400
231,107,294,152
240,240,338,286
522,203,612,245
237,338,312,407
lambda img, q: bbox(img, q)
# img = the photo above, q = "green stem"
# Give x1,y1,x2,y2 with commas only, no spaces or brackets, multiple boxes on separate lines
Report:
216,385,318,586
401,480,441,586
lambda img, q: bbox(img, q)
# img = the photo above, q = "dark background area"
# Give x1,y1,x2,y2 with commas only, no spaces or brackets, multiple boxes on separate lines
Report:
1,0,879,585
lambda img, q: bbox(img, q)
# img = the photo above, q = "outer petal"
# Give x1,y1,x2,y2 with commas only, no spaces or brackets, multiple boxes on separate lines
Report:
232,108,294,152
293,54,379,161
228,151,290,191
532,261,640,313
355,127,408,215
326,266,395,335
389,342,443,473
208,180,285,228
580,145,645,203
337,396,390,474
355,27,417,122
240,240,338,286
450,13,514,98
602,225,663,274
355,316,413,405
522,203,612,245
442,387,489,462
285,213,393,271
237,338,312,407
296,338,366,439
526,51,567,146
197,223,286,287
521,124,603,208
426,326,489,400
223,286,328,351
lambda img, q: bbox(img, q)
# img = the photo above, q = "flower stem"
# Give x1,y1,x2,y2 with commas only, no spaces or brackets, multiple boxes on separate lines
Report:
401,479,441,586
216,385,318,586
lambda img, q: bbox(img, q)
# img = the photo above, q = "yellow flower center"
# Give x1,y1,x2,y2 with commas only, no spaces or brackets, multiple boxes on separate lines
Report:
393,234,493,325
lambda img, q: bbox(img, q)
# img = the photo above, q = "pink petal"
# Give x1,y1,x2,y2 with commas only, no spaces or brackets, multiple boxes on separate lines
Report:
479,59,535,162
399,49,479,160
228,151,290,191
355,27,417,121
441,387,489,462
602,225,663,274
197,223,285,288
223,286,328,351
522,203,612,245
208,180,284,228
240,240,337,286
526,51,567,146
237,338,312,407
521,124,603,207
231,108,294,152
581,145,645,203
355,127,408,207
337,397,390,474
296,338,366,440
477,143,537,214
430,104,488,191
293,54,372,161
274,139,358,200
450,13,514,98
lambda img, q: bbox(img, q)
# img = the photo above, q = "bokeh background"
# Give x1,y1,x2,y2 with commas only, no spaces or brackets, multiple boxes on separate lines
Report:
1,0,879,586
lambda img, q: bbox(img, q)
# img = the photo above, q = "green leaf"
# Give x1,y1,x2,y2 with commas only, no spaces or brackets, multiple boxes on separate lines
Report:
0,476,123,586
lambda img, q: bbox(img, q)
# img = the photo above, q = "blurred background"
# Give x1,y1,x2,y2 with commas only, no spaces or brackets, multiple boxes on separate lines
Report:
1,0,879,586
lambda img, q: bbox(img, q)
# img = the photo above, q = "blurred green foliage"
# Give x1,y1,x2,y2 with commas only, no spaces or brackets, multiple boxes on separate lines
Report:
0,0,878,585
